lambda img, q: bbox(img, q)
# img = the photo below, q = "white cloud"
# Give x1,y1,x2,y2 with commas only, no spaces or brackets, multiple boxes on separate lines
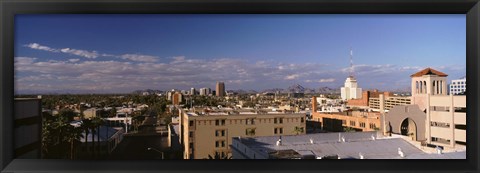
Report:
120,54,158,62
60,48,99,59
25,43,58,52
14,54,466,93
284,74,300,80
68,59,80,63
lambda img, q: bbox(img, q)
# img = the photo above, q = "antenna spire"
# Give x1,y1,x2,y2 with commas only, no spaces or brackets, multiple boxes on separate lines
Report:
349,47,354,78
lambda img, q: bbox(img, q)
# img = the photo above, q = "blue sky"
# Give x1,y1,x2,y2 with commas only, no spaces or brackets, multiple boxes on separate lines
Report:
14,14,466,94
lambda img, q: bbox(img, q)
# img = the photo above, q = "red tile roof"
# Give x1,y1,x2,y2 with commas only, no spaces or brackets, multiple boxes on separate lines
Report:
410,68,448,77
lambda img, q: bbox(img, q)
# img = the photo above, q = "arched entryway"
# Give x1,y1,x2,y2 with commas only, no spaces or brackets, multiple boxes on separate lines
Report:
400,118,417,141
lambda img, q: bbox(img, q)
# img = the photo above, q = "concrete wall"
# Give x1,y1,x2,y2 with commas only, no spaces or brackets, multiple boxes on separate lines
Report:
383,105,426,141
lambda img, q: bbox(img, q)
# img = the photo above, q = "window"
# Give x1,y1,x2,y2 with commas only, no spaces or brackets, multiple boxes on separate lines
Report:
359,122,365,128
430,121,450,128
274,127,283,134
215,119,226,126
246,118,255,125
274,117,283,124
215,140,226,148
301,117,304,123
189,142,193,149
189,120,194,126
215,130,226,137
350,121,356,126
189,131,194,138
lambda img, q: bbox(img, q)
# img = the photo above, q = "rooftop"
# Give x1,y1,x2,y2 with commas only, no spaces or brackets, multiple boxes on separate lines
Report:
233,132,465,159
410,67,448,77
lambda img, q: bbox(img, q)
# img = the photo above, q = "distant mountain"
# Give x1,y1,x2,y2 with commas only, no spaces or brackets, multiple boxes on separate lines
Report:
261,84,340,94
227,89,257,94
317,86,340,94
287,84,305,93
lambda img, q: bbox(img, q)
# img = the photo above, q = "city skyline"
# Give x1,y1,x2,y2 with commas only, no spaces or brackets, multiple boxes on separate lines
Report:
14,14,466,94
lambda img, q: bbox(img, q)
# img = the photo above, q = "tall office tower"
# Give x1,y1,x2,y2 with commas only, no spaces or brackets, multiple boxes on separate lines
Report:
216,82,225,97
172,92,183,105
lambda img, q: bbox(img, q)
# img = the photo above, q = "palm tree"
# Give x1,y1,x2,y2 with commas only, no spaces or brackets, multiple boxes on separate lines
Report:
91,117,104,157
293,126,304,135
343,127,355,132
206,152,232,159
65,125,83,159
82,119,93,156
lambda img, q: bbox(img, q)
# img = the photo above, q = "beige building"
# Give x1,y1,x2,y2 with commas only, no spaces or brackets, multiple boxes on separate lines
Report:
426,94,466,147
383,67,466,148
311,111,381,132
179,108,306,159
369,96,411,111
311,96,381,132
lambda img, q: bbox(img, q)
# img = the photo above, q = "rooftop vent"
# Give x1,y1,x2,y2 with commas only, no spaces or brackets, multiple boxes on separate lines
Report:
436,146,443,155
398,148,405,158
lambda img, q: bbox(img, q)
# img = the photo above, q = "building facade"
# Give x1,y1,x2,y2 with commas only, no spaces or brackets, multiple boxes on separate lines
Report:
426,94,466,147
347,90,394,108
449,77,466,95
383,68,466,148
172,92,183,105
216,82,225,97
179,109,306,159
14,97,42,159
369,96,411,111
341,76,362,100
199,87,211,96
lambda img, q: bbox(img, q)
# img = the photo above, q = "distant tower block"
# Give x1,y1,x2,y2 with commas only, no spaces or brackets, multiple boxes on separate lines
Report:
216,82,225,97
341,48,362,100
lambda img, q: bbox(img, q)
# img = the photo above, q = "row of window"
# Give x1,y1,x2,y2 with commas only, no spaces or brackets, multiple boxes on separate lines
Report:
342,120,376,129
430,121,450,128
452,81,466,85
450,89,466,92
189,117,305,127
450,85,466,88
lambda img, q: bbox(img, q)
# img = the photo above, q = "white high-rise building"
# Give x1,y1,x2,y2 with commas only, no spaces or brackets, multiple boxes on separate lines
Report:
199,87,211,96
191,88,196,95
341,48,362,100
341,76,362,100
449,77,466,95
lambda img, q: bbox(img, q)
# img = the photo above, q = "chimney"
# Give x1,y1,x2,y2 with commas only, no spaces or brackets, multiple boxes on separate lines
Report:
312,96,317,112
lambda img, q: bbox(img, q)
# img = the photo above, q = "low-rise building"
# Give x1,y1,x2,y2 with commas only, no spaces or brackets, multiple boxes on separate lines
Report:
179,108,306,159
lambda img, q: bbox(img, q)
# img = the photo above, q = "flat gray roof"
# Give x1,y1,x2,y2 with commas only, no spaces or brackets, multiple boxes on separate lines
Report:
234,132,465,159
